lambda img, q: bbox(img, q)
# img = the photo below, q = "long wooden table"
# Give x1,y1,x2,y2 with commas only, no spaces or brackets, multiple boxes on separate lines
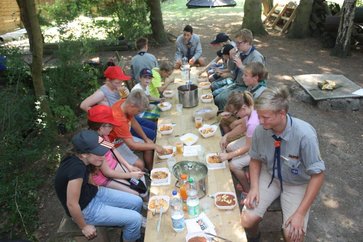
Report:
144,68,247,242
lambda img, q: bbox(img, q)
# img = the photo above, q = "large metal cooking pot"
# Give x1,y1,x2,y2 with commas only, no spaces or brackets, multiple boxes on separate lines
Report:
178,84,198,108
172,161,208,198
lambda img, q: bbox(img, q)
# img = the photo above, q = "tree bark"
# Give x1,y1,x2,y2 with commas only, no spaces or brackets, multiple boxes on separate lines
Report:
287,0,314,38
242,0,268,35
331,0,357,57
147,0,168,44
262,0,274,16
16,0,50,116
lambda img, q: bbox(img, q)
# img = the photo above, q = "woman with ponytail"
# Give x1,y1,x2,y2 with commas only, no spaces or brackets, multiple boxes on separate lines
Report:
219,91,260,196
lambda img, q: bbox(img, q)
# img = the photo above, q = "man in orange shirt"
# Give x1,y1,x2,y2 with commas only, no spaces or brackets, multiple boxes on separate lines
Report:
110,89,164,171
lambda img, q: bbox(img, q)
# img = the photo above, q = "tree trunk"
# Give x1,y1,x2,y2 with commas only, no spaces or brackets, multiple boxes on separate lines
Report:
242,0,268,35
262,0,274,16
287,0,313,38
331,0,357,57
147,0,168,44
16,0,50,116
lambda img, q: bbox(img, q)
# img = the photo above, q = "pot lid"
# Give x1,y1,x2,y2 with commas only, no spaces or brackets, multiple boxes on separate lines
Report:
172,161,208,181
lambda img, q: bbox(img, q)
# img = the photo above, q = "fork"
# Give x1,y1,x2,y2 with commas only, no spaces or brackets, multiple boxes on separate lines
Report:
156,206,163,232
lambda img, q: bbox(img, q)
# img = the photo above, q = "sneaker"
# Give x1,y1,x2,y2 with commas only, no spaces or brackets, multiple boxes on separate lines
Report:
142,216,147,228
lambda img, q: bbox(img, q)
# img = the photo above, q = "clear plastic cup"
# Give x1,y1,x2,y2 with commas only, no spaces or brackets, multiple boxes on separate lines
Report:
176,142,184,154
176,104,183,113
194,116,203,129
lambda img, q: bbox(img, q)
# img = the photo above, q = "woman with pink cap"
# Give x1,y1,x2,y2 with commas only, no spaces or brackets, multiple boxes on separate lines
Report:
87,105,148,200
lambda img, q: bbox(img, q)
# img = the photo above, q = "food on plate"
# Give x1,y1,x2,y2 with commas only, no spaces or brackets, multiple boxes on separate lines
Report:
157,148,174,156
208,155,221,163
159,102,169,107
159,124,173,131
151,171,169,179
202,94,213,99
148,198,168,210
184,137,195,143
200,127,215,135
215,193,236,206
199,82,210,87
188,236,207,242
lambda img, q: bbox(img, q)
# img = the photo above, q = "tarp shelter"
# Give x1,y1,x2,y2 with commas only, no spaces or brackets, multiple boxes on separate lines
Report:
186,0,236,8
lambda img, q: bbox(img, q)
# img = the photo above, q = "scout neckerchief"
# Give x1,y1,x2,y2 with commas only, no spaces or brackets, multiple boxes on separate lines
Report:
268,115,292,192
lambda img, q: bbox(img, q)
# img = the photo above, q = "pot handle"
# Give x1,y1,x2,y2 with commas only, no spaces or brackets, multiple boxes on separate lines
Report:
175,180,180,188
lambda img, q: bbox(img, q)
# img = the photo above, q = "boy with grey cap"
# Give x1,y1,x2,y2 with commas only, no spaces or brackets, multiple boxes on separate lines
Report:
54,130,143,242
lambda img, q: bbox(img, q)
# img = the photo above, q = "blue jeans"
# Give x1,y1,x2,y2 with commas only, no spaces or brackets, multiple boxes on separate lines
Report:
82,187,143,241
211,78,234,91
132,116,157,141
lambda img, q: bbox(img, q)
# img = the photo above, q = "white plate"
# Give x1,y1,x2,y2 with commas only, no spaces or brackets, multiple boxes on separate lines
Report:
163,90,174,98
198,125,218,138
214,192,237,210
206,153,226,170
157,102,172,111
199,81,211,89
158,124,174,135
201,94,213,103
148,195,170,213
156,146,176,159
180,133,199,146
150,167,170,184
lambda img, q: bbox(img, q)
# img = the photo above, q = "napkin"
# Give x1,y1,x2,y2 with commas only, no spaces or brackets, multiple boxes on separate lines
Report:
185,212,216,235
183,145,202,157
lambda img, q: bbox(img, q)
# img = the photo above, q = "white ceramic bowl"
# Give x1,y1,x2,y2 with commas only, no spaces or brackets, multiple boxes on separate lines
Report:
157,101,172,111
214,192,237,210
156,146,176,159
198,125,217,138
158,124,174,135
148,195,170,213
163,89,174,98
201,94,213,103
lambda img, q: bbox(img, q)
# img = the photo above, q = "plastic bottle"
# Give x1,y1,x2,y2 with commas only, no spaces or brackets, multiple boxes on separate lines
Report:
182,57,188,66
170,190,185,232
186,177,200,218
179,174,188,202
181,57,190,82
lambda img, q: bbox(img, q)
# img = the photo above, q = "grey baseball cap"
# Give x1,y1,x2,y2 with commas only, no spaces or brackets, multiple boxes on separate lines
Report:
72,130,111,156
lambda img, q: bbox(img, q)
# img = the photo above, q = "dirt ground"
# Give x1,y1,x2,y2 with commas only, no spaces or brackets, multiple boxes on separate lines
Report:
35,6,363,242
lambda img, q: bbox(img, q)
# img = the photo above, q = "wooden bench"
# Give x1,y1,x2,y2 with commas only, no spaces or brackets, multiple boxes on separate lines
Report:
55,215,114,242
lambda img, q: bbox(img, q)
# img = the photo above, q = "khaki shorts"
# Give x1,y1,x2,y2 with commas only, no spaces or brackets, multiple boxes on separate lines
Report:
227,137,250,169
242,164,310,231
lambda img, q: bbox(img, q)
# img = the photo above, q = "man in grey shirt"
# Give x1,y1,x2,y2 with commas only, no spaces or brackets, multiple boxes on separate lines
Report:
174,25,206,69
241,87,325,242
131,37,159,84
